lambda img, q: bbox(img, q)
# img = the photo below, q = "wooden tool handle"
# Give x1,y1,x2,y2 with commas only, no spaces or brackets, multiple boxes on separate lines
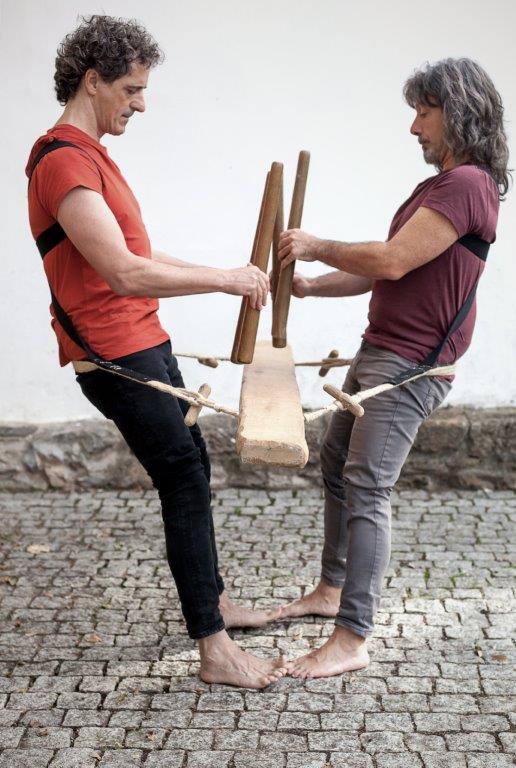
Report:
184,383,212,427
323,383,365,417
272,150,310,348
235,162,283,364
318,349,339,377
231,172,270,364
271,176,284,301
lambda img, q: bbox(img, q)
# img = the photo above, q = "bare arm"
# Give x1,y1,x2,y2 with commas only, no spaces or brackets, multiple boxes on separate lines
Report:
151,250,206,268
278,206,459,281
57,187,269,308
293,271,372,298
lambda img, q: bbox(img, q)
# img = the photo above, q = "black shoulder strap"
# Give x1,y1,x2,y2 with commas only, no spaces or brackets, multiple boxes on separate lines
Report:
30,140,165,387
29,140,80,259
389,233,491,386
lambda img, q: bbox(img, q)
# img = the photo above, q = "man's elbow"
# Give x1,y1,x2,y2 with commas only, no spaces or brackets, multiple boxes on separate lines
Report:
380,245,408,281
107,270,140,296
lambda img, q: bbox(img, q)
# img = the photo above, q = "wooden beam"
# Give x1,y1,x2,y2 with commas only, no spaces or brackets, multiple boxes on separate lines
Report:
272,150,310,348
232,162,283,364
236,341,309,467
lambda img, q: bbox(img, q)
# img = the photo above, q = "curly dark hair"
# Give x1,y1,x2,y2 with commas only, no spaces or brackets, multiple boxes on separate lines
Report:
404,58,511,200
54,15,164,105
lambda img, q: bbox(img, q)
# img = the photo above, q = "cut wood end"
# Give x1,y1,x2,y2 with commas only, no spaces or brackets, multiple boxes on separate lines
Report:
184,383,211,427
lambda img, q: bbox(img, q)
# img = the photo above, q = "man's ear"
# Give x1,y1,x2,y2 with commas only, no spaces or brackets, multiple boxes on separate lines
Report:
83,69,100,96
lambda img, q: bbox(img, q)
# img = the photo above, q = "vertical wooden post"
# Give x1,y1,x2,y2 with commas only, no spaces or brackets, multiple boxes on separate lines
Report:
272,150,310,348
230,173,269,364
271,176,284,301
231,162,283,365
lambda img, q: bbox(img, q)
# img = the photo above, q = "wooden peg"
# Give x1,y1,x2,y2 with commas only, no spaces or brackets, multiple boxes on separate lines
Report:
318,349,339,377
272,150,310,348
323,383,365,417
198,357,219,368
184,383,212,426
233,162,283,364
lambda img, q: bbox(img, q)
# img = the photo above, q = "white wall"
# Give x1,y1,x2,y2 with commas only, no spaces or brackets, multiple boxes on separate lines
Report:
1,0,515,422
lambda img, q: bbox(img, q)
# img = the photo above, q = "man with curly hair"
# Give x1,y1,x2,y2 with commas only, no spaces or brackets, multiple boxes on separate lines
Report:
276,58,510,679
26,15,286,689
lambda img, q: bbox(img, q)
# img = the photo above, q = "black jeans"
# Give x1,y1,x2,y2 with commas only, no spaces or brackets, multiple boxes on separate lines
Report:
76,340,225,639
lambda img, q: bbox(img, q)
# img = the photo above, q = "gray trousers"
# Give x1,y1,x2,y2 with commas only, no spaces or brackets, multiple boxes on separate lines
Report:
320,341,451,637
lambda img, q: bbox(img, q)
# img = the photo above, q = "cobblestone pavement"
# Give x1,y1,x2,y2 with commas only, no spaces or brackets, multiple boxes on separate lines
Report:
0,487,514,768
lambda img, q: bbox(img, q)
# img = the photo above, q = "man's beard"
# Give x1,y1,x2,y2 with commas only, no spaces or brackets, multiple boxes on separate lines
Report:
422,142,446,168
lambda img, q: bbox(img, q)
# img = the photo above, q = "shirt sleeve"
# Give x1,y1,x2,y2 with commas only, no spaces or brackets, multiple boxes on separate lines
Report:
421,166,489,239
33,147,103,219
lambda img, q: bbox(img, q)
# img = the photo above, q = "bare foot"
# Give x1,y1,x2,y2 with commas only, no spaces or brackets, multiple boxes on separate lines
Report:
278,580,342,619
219,592,281,629
199,630,286,689
286,625,369,679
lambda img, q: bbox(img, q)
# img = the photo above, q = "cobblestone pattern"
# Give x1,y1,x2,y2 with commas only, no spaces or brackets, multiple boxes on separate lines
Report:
0,487,514,767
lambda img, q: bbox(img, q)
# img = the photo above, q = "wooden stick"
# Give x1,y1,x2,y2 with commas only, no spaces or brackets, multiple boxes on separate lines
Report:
234,162,283,364
230,172,269,364
271,174,284,301
184,383,211,426
318,348,339,377
272,150,310,348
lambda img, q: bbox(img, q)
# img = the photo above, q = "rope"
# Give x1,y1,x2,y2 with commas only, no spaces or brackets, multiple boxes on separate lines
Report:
305,363,456,423
173,351,354,369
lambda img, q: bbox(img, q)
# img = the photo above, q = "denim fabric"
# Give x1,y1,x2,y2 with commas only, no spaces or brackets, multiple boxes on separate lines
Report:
76,340,225,640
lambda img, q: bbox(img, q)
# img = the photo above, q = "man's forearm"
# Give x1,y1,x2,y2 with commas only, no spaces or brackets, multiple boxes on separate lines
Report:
115,255,226,297
314,239,398,280
151,250,206,268
308,270,373,297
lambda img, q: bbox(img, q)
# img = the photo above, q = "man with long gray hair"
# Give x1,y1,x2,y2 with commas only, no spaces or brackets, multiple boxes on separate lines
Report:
277,58,510,678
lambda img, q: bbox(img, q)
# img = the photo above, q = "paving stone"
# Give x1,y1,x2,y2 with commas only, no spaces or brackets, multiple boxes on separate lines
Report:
466,757,515,767
414,713,461,732
376,756,423,768
185,752,232,767
144,753,185,768
420,756,467,768
286,755,327,767
74,726,126,748
233,752,285,768
0,749,54,767
21,726,72,748
98,750,144,767
446,732,500,751
48,749,101,768
0,725,24,746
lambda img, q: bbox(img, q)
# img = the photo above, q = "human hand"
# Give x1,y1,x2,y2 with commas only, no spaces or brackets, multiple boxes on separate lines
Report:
292,272,312,298
223,264,269,309
278,229,320,267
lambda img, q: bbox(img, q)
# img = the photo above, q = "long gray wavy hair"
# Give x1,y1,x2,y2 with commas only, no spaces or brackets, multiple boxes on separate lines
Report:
404,58,511,199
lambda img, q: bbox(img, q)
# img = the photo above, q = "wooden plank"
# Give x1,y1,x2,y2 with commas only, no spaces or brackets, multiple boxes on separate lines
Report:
236,341,309,467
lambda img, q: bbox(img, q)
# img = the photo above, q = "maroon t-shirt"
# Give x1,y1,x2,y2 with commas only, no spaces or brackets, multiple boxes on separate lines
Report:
364,164,499,365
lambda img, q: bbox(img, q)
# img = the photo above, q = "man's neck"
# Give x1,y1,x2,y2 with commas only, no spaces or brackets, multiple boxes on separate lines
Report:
54,97,103,142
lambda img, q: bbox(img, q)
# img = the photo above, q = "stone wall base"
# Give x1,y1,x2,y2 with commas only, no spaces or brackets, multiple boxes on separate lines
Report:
1,406,514,492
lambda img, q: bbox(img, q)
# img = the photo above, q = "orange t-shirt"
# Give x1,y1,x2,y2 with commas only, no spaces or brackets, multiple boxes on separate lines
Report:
26,124,169,366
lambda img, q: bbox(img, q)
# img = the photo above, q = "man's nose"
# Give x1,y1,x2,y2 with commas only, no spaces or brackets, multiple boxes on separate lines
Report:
132,94,146,113
410,117,421,136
